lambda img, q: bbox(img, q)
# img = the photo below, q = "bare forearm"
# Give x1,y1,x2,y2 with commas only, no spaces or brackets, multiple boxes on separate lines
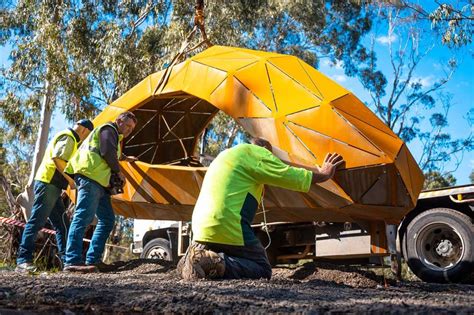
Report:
310,169,331,184
53,158,75,186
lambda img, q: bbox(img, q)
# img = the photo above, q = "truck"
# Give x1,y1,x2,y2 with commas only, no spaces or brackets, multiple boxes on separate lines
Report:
132,184,473,283
81,45,472,283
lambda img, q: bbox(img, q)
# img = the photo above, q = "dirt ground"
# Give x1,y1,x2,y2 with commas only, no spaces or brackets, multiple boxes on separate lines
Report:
0,260,473,314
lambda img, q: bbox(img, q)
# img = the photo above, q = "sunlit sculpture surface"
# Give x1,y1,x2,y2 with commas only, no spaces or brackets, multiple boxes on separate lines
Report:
89,46,424,224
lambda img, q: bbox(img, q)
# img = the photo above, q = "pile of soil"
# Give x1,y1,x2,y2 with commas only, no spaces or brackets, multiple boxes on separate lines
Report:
0,259,472,314
272,262,388,288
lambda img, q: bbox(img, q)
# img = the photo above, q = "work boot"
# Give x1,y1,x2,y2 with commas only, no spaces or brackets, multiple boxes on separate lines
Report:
63,264,98,273
86,261,115,272
180,243,225,280
15,262,37,273
176,256,185,275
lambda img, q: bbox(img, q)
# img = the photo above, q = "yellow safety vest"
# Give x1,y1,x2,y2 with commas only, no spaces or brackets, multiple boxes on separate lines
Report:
35,129,79,185
65,123,123,187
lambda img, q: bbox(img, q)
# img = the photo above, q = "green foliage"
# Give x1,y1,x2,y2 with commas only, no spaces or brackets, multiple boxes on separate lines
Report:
393,1,473,48
432,3,473,48
169,1,374,73
470,170,474,184
169,1,375,156
423,171,457,190
1,0,376,167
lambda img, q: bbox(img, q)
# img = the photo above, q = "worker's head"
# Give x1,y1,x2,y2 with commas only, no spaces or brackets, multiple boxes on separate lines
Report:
251,137,272,152
116,111,137,138
73,119,94,141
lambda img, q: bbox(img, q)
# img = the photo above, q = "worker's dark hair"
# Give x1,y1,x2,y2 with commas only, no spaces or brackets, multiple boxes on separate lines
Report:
251,137,272,152
117,111,137,124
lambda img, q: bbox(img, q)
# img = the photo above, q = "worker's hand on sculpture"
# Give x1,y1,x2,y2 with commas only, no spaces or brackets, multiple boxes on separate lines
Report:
320,153,344,180
311,153,344,183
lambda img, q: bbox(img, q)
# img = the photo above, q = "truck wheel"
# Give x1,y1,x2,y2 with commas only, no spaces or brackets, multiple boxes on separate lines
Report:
403,208,473,283
141,238,173,261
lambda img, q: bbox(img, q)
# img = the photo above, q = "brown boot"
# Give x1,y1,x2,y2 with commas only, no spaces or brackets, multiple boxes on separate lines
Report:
176,256,185,275
180,244,206,280
63,264,98,273
180,243,225,280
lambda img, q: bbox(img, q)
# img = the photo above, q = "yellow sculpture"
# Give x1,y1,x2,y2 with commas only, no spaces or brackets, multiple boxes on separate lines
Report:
91,45,424,224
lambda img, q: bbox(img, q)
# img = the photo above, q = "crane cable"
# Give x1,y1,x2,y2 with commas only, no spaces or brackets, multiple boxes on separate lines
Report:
154,0,212,96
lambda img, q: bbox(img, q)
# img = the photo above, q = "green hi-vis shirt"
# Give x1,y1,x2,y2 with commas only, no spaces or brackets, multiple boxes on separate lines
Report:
192,143,313,246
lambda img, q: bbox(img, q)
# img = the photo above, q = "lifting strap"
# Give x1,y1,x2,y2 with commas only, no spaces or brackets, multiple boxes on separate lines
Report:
154,0,212,96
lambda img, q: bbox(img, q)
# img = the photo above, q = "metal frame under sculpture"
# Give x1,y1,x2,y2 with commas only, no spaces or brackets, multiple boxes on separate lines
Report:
90,45,424,224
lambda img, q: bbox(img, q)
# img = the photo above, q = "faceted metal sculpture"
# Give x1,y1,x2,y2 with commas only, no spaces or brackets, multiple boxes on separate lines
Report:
90,46,424,224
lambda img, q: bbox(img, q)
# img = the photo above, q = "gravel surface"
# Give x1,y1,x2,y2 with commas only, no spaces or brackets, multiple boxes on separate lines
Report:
0,260,473,314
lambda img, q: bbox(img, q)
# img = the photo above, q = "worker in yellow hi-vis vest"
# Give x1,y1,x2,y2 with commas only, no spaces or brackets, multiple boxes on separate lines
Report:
16,119,94,273
63,112,137,273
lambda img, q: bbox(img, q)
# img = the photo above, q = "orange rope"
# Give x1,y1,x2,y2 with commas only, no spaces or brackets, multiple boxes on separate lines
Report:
154,0,212,95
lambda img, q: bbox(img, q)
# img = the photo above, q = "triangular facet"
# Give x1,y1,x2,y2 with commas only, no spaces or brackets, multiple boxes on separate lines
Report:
267,63,322,117
287,104,384,157
234,61,277,113
335,166,385,202
193,57,258,73
286,122,385,168
181,61,228,99
268,56,323,100
210,77,273,118
331,94,397,137
298,60,349,101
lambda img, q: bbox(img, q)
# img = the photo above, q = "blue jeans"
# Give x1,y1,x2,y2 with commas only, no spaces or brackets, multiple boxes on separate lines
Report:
195,240,272,279
17,180,70,264
64,175,115,266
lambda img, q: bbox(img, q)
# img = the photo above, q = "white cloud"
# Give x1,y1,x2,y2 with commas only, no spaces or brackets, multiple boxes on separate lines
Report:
320,59,331,67
320,59,344,70
413,75,435,88
433,63,443,70
333,74,348,83
376,34,398,45
334,60,343,70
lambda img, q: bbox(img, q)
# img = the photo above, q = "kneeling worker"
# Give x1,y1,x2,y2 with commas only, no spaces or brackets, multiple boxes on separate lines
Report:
179,137,344,280
63,111,137,272
16,119,94,272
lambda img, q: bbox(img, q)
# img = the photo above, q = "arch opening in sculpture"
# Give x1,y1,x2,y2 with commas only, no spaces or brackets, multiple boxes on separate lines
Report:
123,93,218,166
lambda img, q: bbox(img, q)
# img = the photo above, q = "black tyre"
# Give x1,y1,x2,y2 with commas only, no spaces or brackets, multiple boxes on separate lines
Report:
403,208,473,283
141,238,173,262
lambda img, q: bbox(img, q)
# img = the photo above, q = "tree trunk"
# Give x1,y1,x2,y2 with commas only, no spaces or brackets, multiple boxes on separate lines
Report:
226,123,239,149
0,175,17,214
16,80,53,220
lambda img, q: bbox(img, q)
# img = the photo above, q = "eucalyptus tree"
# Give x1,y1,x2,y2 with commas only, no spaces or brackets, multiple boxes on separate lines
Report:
0,0,172,215
357,4,473,176
395,0,473,48
1,0,376,200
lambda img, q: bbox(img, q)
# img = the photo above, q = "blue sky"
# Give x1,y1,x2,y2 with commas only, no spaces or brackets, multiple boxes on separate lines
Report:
1,2,473,184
